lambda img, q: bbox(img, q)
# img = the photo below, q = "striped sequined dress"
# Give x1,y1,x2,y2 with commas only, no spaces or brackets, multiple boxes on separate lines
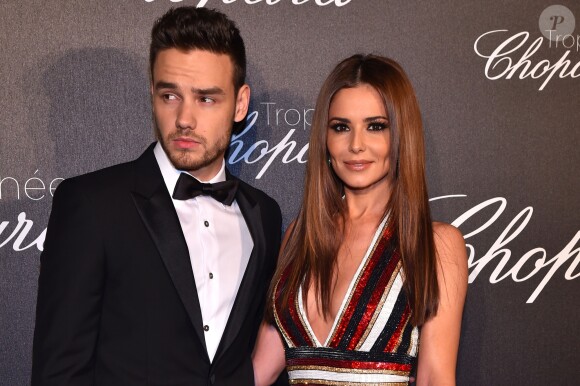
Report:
273,216,419,385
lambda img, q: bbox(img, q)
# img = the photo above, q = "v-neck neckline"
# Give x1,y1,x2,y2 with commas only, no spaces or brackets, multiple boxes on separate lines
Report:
297,215,389,347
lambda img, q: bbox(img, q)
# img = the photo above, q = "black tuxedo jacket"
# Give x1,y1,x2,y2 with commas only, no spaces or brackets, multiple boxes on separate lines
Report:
32,144,283,386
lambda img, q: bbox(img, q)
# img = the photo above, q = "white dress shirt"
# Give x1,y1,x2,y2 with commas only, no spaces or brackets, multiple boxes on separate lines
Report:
154,143,253,362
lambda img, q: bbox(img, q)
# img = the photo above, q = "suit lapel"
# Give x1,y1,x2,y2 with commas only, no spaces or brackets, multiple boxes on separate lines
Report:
130,144,208,358
214,172,266,361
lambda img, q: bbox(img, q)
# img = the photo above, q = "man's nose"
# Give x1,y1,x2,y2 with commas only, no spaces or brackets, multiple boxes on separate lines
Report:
176,100,196,130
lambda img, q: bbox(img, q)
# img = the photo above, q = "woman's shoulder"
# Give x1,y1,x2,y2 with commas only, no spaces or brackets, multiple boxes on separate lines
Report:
432,221,464,244
431,222,468,314
431,222,468,267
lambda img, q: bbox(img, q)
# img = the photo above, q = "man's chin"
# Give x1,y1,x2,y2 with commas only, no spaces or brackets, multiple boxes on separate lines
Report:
160,139,226,175
168,156,204,172
167,151,222,174
162,144,199,169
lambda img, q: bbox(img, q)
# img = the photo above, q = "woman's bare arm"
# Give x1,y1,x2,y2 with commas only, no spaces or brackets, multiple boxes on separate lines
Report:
416,223,468,386
252,222,296,386
252,322,286,386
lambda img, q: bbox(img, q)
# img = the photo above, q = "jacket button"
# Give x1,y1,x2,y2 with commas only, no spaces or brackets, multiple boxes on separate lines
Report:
210,374,216,384
203,325,209,332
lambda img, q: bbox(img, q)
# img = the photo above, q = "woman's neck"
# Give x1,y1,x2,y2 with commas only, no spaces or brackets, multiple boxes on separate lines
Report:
343,179,392,221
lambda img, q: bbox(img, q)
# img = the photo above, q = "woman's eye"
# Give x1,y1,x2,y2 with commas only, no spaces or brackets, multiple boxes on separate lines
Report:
368,122,388,131
330,123,349,132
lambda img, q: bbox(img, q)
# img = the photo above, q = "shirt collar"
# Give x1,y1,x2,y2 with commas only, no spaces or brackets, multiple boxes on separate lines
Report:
153,142,227,196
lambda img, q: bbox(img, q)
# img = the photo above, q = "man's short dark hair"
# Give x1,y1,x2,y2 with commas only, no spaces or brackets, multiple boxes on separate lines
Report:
150,7,246,92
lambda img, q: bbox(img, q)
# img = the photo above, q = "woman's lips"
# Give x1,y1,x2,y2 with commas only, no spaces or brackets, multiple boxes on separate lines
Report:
343,160,372,171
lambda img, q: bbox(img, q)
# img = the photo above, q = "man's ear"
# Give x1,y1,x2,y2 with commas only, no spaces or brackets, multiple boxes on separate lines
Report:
234,84,250,122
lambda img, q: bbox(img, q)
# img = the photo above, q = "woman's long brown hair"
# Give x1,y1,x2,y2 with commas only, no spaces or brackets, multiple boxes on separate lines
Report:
267,54,439,326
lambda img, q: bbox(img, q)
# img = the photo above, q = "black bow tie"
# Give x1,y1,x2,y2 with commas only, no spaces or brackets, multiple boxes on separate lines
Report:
172,173,239,206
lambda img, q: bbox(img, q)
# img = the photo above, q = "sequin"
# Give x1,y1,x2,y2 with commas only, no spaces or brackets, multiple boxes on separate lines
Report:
274,217,419,385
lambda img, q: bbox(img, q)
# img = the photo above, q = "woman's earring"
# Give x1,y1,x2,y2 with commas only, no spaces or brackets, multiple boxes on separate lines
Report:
327,157,332,168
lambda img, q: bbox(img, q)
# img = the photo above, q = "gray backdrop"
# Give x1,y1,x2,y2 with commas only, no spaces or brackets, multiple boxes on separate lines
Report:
1,0,578,385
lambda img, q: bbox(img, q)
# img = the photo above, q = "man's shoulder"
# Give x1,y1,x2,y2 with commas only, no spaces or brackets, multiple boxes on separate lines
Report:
62,159,136,192
58,144,156,195
53,147,155,203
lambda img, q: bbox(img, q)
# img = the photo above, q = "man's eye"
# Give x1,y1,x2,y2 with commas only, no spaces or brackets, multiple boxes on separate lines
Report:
330,123,349,132
162,94,178,101
200,96,215,103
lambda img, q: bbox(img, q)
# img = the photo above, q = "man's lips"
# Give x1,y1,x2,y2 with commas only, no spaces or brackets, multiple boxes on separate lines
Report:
343,160,372,171
172,137,202,149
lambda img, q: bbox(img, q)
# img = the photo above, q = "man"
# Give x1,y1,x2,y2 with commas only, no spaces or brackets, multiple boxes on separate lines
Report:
32,7,283,386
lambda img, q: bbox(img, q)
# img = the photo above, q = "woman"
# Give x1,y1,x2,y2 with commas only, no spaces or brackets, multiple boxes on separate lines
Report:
253,54,468,386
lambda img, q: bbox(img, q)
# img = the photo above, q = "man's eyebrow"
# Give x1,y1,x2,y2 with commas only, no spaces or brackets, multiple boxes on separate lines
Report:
154,81,178,90
153,83,225,96
192,87,226,95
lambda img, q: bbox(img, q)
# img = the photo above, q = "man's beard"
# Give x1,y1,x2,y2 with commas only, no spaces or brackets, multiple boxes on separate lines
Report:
155,124,231,174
